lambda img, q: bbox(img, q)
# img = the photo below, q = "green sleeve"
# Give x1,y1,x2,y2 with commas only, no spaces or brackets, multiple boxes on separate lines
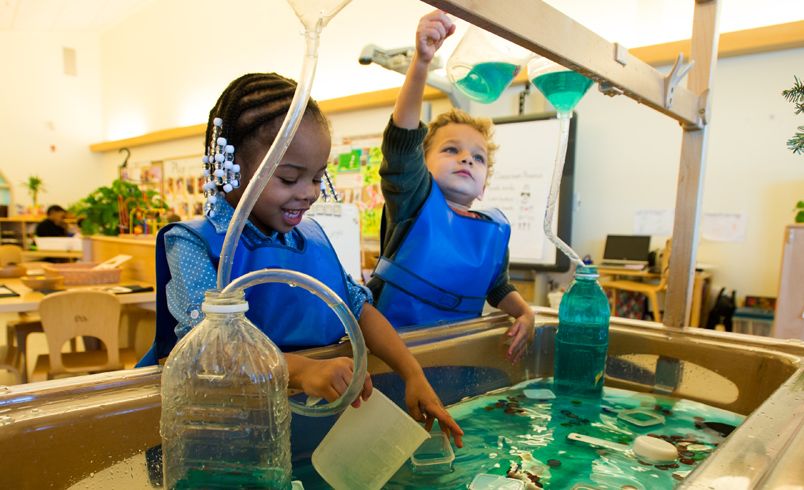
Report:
378,116,431,255
486,248,518,307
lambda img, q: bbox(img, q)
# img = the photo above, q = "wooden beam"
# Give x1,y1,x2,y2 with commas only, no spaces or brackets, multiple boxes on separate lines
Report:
664,0,722,328
423,0,702,126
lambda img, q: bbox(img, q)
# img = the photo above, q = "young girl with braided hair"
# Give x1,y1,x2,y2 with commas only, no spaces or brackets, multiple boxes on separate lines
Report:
139,72,462,445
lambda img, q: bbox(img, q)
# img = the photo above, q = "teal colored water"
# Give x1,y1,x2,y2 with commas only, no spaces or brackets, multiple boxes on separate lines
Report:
175,466,288,489
532,70,594,114
383,381,743,489
454,62,521,103
293,381,743,489
554,266,611,396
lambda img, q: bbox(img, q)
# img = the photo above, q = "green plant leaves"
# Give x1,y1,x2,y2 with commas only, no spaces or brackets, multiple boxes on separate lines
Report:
70,179,168,236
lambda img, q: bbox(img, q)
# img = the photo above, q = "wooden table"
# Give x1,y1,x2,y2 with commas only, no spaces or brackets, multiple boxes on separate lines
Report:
0,279,155,383
598,267,712,327
0,278,155,314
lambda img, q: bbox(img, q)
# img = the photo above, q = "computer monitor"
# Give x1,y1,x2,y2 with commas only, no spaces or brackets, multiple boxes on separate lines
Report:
602,235,651,265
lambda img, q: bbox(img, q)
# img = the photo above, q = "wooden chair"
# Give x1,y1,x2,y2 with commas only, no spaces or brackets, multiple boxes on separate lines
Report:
0,326,21,384
603,239,672,322
30,291,137,382
0,244,23,266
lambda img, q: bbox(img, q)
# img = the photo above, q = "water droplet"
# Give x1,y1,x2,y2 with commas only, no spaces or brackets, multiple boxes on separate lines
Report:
288,282,297,288
0,416,13,425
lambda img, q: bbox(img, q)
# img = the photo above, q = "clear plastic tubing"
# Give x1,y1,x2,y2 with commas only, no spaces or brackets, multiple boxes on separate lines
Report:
221,268,367,417
544,112,585,267
217,26,320,288
216,0,362,417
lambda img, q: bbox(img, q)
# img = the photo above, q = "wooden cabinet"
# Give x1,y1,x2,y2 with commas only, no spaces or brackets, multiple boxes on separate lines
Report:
774,224,804,340
0,216,39,250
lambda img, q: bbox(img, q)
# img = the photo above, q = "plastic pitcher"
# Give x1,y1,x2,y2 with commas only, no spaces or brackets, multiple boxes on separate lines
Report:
446,25,531,104
311,389,429,489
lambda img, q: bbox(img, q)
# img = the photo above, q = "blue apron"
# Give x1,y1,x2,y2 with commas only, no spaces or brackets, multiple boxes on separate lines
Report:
137,218,350,366
373,182,510,329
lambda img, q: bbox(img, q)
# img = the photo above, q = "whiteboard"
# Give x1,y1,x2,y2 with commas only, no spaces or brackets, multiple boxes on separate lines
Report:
307,202,362,280
477,114,575,271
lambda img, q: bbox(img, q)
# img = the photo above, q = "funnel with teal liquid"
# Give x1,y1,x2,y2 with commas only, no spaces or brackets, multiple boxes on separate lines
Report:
528,57,594,116
527,57,595,267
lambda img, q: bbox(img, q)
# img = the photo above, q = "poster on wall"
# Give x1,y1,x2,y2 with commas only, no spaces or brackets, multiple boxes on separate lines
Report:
162,156,206,220
328,135,384,240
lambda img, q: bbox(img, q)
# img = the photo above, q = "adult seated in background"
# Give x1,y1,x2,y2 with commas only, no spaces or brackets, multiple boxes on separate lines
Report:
35,205,72,237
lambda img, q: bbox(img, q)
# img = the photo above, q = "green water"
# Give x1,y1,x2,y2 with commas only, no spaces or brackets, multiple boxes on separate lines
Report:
291,380,742,488
554,266,610,397
175,465,288,489
383,380,742,489
454,62,521,103
532,71,594,114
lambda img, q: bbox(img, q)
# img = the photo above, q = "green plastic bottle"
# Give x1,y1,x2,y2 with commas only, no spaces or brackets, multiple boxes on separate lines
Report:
553,265,611,396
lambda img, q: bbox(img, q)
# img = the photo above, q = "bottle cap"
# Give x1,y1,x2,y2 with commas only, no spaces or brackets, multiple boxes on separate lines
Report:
576,265,599,279
202,301,249,313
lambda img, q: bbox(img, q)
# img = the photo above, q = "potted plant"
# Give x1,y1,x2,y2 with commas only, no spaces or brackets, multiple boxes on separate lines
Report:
70,179,168,236
22,175,44,214
783,77,803,223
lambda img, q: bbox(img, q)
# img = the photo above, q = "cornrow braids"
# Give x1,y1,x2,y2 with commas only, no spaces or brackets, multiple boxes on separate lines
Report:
204,72,328,172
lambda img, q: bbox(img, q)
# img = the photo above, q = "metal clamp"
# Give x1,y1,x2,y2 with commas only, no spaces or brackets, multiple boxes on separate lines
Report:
598,81,623,97
664,53,695,109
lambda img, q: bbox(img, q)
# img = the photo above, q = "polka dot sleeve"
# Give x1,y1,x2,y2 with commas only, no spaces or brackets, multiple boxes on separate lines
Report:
163,225,218,340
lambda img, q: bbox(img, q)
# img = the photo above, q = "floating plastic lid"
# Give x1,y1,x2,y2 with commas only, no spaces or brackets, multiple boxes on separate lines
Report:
618,408,666,427
410,431,455,474
632,435,678,464
469,473,525,490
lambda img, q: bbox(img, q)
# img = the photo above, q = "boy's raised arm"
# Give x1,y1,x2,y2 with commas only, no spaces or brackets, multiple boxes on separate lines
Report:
393,10,455,130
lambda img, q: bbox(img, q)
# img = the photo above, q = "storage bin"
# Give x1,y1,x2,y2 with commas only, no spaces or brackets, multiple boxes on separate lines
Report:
733,307,774,337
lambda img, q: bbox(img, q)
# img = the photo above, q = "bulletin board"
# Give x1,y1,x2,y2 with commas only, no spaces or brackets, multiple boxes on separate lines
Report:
308,202,362,280
162,155,207,220
477,113,575,271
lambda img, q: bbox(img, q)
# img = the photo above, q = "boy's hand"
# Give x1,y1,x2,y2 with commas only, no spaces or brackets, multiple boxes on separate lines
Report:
415,10,456,65
404,373,464,448
298,357,373,408
506,311,535,363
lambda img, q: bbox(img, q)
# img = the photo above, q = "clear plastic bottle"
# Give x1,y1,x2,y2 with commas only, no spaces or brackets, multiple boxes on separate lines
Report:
553,265,611,396
160,289,291,489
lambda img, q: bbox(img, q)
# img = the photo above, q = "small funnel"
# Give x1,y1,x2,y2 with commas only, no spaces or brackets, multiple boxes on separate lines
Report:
287,0,351,32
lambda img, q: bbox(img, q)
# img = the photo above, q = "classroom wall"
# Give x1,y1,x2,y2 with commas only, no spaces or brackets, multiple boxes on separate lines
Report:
0,31,106,210
571,47,804,298
80,1,804,300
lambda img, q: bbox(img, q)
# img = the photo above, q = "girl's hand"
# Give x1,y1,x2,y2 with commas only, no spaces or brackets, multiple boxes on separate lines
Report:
506,311,534,363
404,373,464,448
298,357,373,408
415,10,456,64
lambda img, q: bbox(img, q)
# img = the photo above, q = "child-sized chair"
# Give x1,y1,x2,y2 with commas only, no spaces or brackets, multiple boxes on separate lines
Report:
30,291,137,382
